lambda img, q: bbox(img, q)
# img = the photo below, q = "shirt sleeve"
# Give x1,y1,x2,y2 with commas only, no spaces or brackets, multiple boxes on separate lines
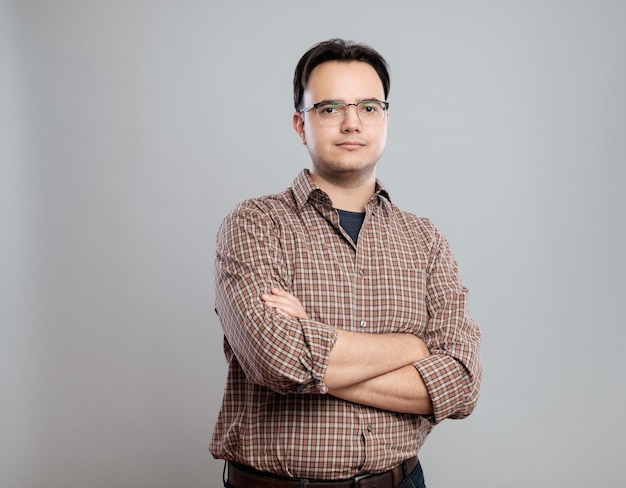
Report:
215,200,337,394
412,220,482,423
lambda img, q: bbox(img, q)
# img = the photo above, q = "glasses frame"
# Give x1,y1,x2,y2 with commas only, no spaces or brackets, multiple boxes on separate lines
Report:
299,99,390,126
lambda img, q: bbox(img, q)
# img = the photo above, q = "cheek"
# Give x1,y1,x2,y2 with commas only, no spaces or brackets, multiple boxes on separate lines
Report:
303,129,328,151
370,129,388,152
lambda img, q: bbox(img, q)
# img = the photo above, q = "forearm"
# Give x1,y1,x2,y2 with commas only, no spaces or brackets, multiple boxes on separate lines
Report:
323,329,430,390
329,364,433,415
260,287,433,401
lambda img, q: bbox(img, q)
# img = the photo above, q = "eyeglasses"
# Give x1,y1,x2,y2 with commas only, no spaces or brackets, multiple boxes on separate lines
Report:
299,100,389,126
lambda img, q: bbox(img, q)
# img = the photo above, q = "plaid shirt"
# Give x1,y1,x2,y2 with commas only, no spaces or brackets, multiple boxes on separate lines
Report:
210,169,482,479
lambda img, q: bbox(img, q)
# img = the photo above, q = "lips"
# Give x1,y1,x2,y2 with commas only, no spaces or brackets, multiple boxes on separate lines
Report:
336,140,366,150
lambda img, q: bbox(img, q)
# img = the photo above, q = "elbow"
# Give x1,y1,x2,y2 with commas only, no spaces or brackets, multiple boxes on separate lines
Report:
433,385,480,423
449,387,480,420
446,366,482,420
238,352,299,393
429,358,482,423
236,346,324,395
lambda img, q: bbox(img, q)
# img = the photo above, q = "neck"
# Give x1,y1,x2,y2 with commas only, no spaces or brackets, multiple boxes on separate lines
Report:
309,170,376,212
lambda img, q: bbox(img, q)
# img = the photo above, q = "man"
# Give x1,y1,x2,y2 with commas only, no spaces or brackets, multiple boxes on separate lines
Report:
210,39,482,488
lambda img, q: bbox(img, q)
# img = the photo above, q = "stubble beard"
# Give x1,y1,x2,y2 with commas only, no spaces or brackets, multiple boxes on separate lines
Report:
310,156,380,189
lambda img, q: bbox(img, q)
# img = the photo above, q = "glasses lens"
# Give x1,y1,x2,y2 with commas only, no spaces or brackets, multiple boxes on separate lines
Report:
315,102,346,124
314,101,387,125
357,101,387,124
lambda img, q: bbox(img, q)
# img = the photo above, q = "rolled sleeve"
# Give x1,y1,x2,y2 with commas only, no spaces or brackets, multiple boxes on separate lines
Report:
215,201,337,394
414,221,482,423
414,341,481,422
295,318,338,394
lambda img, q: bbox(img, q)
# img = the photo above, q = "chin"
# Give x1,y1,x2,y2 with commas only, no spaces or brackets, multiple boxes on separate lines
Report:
316,160,377,179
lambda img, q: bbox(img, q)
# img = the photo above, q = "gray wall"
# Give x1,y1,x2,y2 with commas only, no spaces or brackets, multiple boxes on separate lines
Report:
2,1,624,487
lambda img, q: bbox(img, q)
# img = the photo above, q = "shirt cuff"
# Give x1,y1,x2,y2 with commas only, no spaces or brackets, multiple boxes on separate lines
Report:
414,354,472,422
296,319,338,394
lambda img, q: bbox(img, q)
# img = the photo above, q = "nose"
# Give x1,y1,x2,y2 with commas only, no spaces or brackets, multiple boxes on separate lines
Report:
340,104,362,131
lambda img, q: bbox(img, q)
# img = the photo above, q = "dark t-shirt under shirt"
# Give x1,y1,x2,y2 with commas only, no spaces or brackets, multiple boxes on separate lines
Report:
337,209,366,244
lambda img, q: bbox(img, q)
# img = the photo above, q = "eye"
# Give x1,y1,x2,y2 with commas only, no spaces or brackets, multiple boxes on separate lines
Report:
317,103,343,115
360,102,381,113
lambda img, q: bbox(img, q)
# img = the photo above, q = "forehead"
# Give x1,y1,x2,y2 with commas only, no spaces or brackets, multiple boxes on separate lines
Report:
304,61,385,102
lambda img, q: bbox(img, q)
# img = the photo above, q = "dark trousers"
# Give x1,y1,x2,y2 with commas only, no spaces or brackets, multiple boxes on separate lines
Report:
399,460,426,488
224,460,426,488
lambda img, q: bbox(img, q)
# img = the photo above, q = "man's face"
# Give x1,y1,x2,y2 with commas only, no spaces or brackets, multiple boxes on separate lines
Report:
293,61,389,183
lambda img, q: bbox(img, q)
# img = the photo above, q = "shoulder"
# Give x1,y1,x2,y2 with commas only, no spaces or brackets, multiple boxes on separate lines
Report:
218,189,297,237
229,188,295,218
390,204,441,243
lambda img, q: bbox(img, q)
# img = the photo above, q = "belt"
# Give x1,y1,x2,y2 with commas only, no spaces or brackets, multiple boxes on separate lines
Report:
227,457,418,488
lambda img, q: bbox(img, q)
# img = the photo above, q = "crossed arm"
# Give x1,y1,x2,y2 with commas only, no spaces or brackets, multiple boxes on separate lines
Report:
261,288,434,415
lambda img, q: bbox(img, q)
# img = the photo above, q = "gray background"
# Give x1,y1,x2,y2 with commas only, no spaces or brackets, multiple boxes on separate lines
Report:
2,1,625,487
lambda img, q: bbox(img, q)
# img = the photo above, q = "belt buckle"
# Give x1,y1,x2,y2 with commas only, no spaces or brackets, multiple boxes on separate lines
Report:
351,472,374,487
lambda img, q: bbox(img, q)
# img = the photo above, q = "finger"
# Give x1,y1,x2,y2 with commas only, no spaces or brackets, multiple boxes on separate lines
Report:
264,295,298,309
262,299,296,316
261,298,284,309
274,307,289,317
273,306,299,319
262,290,292,303
271,287,293,298
261,294,289,306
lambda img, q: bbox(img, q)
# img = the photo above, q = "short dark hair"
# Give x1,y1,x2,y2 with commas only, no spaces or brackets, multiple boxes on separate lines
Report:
293,38,391,111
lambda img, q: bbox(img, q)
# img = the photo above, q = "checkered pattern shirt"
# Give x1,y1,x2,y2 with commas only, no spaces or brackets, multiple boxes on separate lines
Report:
210,169,482,479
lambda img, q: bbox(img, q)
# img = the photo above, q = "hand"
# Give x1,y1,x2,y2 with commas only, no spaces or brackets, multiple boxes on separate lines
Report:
261,288,309,319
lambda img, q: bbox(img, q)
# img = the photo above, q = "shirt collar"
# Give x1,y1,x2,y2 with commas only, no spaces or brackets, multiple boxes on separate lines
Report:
292,169,392,211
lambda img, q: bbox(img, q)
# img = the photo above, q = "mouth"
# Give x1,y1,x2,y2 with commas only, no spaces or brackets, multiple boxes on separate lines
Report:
336,141,366,150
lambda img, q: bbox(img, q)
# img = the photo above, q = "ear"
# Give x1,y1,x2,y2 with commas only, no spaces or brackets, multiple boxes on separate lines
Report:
292,112,306,144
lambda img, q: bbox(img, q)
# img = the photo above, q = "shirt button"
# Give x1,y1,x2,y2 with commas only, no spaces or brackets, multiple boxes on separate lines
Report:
359,268,365,276
367,424,373,432
360,320,367,328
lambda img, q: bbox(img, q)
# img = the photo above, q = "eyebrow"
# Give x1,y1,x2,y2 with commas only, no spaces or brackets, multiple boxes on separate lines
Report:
316,98,385,104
